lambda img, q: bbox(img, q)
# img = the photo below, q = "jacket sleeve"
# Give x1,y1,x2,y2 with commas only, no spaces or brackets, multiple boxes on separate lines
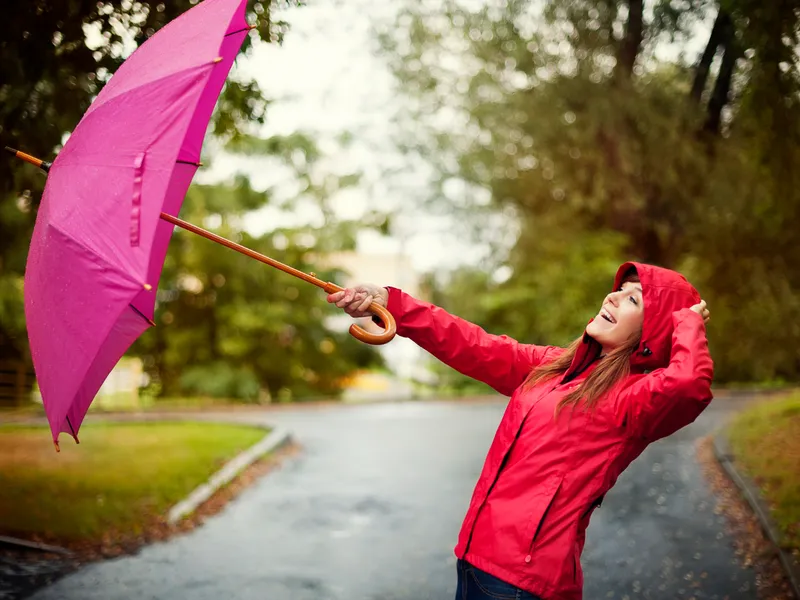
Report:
613,308,714,441
385,287,560,396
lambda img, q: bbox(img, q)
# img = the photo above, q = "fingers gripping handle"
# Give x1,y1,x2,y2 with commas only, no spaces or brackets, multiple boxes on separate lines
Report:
323,282,396,345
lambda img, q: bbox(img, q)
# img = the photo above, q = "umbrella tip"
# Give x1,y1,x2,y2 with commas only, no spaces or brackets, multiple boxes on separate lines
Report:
72,433,80,445
213,56,223,64
143,283,152,291
53,439,61,453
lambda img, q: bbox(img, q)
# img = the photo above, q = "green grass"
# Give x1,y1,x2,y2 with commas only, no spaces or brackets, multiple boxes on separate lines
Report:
0,421,266,541
141,396,256,410
728,392,800,551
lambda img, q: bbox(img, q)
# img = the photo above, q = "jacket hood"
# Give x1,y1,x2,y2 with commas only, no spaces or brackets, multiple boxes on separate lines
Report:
616,262,701,370
570,262,701,376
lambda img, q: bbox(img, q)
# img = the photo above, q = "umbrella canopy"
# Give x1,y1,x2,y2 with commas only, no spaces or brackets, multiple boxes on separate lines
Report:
24,0,252,448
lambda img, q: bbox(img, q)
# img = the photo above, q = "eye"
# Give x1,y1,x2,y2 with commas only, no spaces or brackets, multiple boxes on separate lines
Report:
629,296,638,305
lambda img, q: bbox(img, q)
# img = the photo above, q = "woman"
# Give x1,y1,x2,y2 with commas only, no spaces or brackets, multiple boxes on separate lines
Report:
327,261,712,600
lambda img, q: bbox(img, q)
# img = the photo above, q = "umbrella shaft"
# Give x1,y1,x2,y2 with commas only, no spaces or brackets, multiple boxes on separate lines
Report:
159,212,341,293
5,147,52,172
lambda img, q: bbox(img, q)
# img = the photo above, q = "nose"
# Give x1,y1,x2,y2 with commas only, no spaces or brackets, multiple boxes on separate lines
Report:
606,291,621,306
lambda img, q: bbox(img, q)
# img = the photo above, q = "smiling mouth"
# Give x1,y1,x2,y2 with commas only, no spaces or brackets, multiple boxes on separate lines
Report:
600,308,616,324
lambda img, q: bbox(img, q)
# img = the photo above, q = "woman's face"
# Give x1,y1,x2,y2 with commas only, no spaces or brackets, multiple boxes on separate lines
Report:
585,280,644,353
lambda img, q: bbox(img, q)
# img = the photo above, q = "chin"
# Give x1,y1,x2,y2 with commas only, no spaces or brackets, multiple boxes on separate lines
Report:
586,326,617,350
585,321,606,341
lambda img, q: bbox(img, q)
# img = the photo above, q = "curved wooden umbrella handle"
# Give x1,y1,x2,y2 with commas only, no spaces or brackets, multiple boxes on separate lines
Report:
347,301,397,346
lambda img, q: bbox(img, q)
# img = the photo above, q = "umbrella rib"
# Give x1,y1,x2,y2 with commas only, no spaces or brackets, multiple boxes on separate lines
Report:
176,159,202,167
65,416,79,444
129,303,157,327
225,24,257,37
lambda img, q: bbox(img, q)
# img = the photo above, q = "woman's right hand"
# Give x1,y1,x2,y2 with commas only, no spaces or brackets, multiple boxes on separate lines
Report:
327,284,389,319
690,299,710,324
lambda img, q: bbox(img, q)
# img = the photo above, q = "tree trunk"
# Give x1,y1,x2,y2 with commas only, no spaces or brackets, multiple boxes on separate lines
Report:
617,0,644,80
705,34,739,134
208,298,219,360
152,312,168,395
690,10,731,104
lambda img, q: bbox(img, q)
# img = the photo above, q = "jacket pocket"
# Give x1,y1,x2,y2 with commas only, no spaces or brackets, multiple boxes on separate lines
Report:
523,474,563,553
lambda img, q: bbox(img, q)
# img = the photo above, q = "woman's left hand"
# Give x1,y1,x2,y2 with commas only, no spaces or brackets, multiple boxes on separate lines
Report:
690,300,710,324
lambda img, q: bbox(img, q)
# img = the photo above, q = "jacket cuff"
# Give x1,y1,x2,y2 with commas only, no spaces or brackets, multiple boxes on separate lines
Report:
385,286,402,314
371,286,403,328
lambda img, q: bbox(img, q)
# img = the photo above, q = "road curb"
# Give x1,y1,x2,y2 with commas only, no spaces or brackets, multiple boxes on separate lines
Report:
712,432,800,599
0,535,72,556
167,425,293,524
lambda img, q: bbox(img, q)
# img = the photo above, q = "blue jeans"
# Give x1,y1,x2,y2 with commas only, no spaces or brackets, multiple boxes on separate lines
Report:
455,560,543,600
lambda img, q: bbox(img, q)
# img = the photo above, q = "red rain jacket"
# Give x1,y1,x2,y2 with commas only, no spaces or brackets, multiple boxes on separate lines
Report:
385,262,713,600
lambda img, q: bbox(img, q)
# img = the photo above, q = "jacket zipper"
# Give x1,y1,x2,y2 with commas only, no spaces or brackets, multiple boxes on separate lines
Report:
464,382,562,555
463,355,596,556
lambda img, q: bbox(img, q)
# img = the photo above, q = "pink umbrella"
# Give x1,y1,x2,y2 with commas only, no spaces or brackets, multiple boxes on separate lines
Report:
10,0,395,450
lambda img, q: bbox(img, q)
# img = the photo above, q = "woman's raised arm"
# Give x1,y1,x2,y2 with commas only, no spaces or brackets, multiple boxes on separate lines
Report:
328,285,560,396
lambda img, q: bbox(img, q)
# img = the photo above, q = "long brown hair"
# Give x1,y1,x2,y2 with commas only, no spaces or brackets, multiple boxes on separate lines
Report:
523,271,642,415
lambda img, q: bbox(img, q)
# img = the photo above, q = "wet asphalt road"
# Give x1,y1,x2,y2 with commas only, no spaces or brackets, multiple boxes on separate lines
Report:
27,397,758,600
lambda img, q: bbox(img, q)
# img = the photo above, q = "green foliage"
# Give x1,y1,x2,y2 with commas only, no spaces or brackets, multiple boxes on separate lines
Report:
227,131,322,162
380,0,800,384
0,274,26,361
179,362,261,401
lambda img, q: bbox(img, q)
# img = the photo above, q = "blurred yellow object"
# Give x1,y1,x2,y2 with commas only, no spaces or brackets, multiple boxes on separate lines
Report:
345,371,391,392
